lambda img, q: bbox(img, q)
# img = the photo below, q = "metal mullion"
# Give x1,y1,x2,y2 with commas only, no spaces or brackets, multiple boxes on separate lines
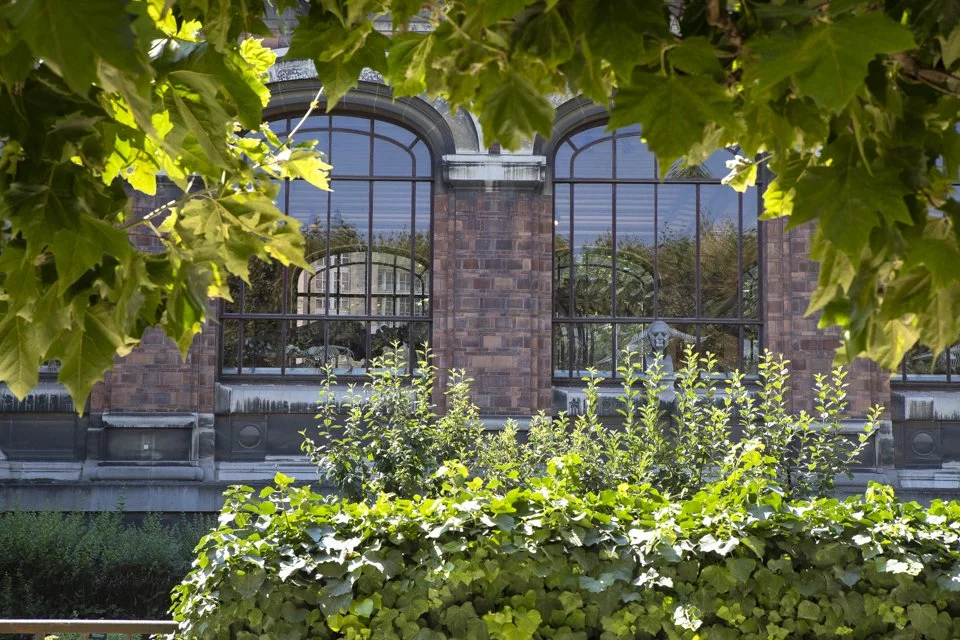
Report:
737,191,744,320
611,178,618,376
695,184,702,320
653,183,659,318
948,347,953,383
555,177,722,186
236,319,244,375
738,324,744,371
325,128,332,320
568,183,576,378
410,181,417,326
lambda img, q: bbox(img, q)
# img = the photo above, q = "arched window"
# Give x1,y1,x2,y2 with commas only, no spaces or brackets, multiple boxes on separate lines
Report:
552,123,762,378
220,115,432,377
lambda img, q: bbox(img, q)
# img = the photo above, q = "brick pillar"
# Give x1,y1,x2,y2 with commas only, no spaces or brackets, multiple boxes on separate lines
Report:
432,187,553,416
763,218,889,415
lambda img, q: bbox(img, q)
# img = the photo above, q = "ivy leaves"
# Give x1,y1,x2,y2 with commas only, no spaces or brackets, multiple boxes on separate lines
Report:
171,467,960,640
0,0,327,409
286,0,960,370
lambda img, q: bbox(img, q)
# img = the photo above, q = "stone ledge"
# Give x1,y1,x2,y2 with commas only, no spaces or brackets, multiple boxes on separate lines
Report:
442,154,546,188
0,382,75,413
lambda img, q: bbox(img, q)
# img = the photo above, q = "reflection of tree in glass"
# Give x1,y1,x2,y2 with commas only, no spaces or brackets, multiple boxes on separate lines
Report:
555,222,746,320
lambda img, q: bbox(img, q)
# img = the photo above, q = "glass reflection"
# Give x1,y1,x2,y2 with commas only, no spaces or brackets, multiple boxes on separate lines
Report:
573,184,613,317
657,185,696,317
699,186,740,318
572,323,614,378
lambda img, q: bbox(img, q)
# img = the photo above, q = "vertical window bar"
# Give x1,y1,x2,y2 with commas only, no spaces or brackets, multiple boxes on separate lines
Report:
568,183,576,378
653,183,659,318
612,178,618,376
695,184,702,320
737,191,744,320
236,320,244,375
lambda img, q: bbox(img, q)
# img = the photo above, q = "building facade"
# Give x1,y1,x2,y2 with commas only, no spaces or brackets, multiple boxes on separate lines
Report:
0,54,956,511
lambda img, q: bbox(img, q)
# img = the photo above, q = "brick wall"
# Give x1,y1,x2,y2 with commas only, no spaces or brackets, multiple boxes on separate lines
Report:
763,218,889,415
88,183,218,415
432,188,553,415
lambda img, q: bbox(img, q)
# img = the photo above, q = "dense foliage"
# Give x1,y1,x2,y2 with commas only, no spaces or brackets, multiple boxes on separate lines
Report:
0,510,209,618
287,0,960,371
172,467,960,640
0,0,330,407
306,347,877,502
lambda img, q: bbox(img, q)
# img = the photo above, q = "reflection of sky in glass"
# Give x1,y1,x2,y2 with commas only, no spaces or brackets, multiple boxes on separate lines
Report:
330,131,370,175
658,185,696,237
616,184,655,239
555,142,573,179
374,120,417,146
572,184,612,259
288,179,325,226
373,138,413,176
330,180,369,240
573,140,613,178
700,185,739,228
616,135,656,179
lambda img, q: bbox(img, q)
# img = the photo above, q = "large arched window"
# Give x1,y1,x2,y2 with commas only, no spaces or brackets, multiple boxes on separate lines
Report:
220,115,432,378
552,123,762,378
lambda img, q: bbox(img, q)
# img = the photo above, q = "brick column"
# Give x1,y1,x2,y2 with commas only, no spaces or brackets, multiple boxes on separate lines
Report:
763,218,889,415
433,160,553,416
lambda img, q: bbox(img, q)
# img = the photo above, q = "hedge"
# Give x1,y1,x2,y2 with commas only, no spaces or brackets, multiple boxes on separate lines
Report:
0,510,209,618
172,462,960,640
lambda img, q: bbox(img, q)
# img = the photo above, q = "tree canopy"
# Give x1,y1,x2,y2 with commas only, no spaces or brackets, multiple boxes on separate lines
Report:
0,0,958,406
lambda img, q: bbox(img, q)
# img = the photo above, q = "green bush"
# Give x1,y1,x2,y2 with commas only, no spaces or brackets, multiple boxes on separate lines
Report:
307,347,877,501
172,465,960,640
0,510,210,618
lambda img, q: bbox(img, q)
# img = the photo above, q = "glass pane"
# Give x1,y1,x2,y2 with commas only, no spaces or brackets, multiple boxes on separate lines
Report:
290,267,327,315
297,115,328,131
241,320,283,374
616,184,655,317
699,324,740,373
553,324,572,377
372,182,413,317
554,142,573,179
224,276,242,314
288,178,327,228
221,319,240,373
413,140,432,177
657,185,697,317
328,320,367,373
371,321,410,371
244,260,284,313
373,138,413,176
616,134,656,179
330,131,371,176
743,190,760,319
572,139,613,178
659,322,697,374
570,126,608,149
266,117,289,135
554,183,572,317
374,120,417,146
332,115,370,131
573,184,613,317
699,186,740,318
572,323,614,379
285,319,326,374
414,182,431,316
743,325,761,375
616,323,649,371
411,321,431,369
701,148,737,180
904,344,948,381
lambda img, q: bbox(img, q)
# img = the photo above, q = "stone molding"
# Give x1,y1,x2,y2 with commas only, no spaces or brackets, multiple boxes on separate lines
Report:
441,154,546,188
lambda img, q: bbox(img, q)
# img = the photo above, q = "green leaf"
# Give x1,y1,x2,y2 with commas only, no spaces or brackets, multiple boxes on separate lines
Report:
3,0,144,95
791,160,910,259
609,73,735,171
745,12,916,109
668,37,724,77
475,71,554,150
385,32,433,96
52,219,131,294
797,600,821,621
0,314,42,399
51,305,129,410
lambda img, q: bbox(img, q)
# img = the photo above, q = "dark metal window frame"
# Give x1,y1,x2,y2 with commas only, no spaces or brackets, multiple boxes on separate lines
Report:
552,123,764,381
218,114,434,382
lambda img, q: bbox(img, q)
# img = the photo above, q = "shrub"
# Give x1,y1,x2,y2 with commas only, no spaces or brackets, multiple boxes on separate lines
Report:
172,465,960,640
302,346,483,501
0,510,210,618
308,346,877,501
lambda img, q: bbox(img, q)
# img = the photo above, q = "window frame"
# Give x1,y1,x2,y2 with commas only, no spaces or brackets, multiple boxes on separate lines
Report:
551,121,765,382
217,113,435,381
